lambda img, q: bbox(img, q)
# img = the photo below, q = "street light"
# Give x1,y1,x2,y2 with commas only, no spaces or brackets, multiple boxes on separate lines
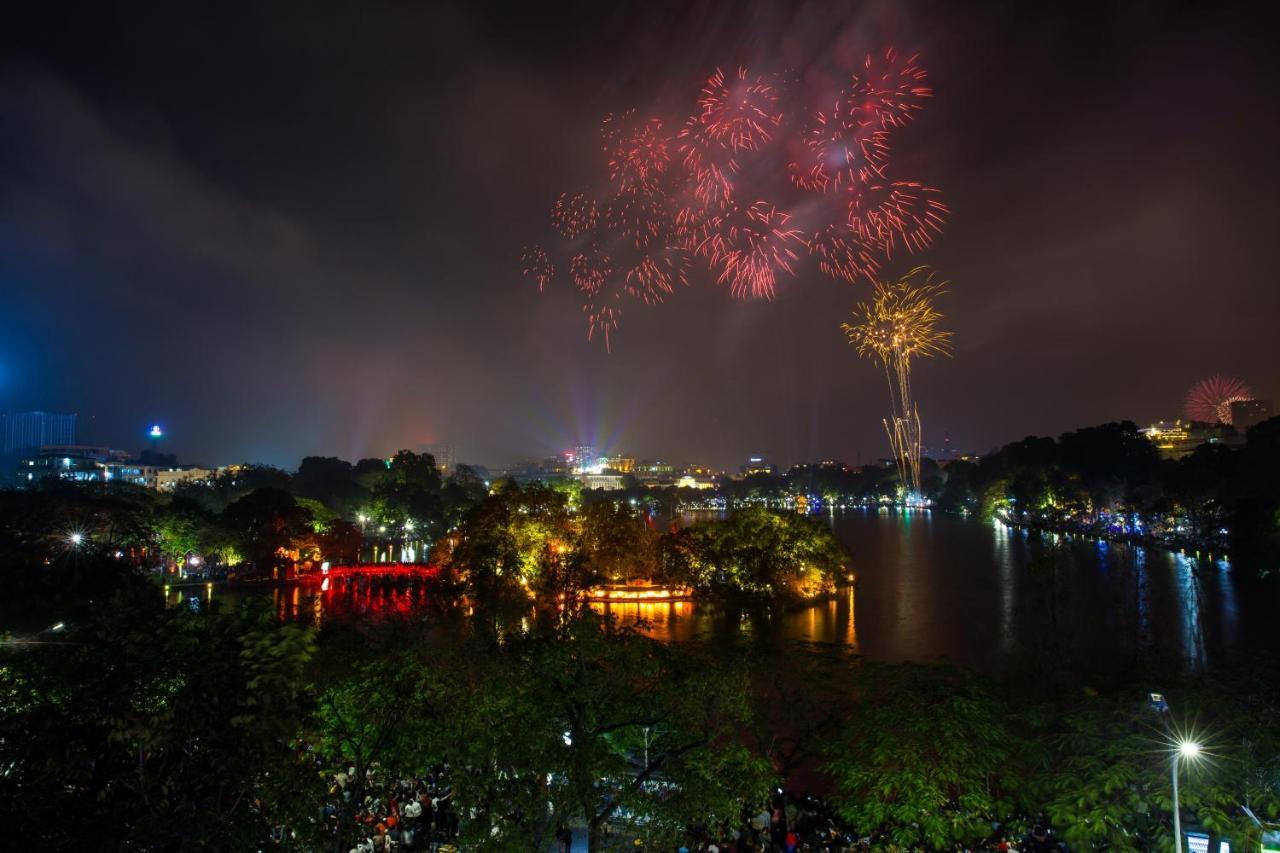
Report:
1171,738,1203,853
1151,692,1202,853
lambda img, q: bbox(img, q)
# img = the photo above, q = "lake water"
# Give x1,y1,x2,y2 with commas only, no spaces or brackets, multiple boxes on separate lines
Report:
169,509,1280,677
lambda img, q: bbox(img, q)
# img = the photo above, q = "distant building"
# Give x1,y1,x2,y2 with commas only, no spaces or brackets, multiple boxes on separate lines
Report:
635,460,675,482
597,454,635,474
572,445,597,474
1141,420,1242,460
740,456,776,476
417,443,455,473
577,472,624,490
676,475,716,489
17,445,161,487
3,411,77,455
1231,399,1274,433
155,467,217,491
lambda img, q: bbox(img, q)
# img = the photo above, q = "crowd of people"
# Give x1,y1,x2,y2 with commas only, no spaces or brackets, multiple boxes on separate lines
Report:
321,763,461,852
289,762,1068,852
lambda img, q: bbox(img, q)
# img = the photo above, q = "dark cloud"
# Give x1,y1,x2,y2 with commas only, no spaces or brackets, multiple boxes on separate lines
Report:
1,1,1277,469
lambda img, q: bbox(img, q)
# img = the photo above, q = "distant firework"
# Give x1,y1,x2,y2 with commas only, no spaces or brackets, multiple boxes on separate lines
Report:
551,192,598,238
523,47,949,349
520,245,554,292
1184,376,1253,424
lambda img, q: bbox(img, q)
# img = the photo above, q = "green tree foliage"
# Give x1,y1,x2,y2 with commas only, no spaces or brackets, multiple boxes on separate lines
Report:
445,614,772,851
451,483,574,598
665,507,848,599
825,663,1013,849
0,564,322,850
221,487,315,574
576,500,661,581
371,450,445,533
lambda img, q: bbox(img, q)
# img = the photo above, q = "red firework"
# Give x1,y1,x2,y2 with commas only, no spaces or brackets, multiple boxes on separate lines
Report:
788,100,890,192
699,201,803,300
605,185,673,251
863,181,949,255
569,249,612,298
526,47,949,351
846,47,932,129
520,245,554,292
676,117,738,206
623,245,690,305
551,191,598,238
696,66,782,153
808,222,882,283
570,248,625,351
601,111,671,189
1184,376,1253,424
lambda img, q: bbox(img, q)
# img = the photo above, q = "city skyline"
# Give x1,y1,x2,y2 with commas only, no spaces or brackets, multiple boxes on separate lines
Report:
2,2,1277,469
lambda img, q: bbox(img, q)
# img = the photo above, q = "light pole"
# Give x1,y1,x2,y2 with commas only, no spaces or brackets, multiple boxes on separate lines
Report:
1150,692,1201,853
1171,739,1201,853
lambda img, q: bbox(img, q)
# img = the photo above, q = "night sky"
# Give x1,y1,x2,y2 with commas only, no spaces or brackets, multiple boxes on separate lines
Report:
2,1,1277,470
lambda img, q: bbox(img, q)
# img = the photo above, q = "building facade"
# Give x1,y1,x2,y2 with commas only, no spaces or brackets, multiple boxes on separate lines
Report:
16,445,163,487
3,411,77,455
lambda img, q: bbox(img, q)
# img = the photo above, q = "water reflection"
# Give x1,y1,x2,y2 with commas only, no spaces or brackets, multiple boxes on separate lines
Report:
166,512,1273,675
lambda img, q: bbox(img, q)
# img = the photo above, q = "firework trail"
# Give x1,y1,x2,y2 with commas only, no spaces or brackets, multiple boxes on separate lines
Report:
842,266,952,496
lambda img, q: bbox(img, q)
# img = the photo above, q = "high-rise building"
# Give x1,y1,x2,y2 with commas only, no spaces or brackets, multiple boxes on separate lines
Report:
572,445,596,474
3,411,77,455
1230,399,1274,433
416,443,455,473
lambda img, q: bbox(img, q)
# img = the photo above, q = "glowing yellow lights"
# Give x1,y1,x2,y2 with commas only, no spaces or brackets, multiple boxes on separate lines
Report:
583,583,694,602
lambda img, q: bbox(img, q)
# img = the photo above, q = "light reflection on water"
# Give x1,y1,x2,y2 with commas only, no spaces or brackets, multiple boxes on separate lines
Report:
166,511,1278,674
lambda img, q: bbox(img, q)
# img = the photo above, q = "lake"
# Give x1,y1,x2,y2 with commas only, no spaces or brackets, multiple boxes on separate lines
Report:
168,508,1279,677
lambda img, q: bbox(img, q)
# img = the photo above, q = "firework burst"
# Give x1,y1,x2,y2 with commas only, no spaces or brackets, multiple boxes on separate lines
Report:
520,245,554,292
696,66,782,153
842,266,952,495
808,222,882,283
551,191,598,238
524,46,949,350
698,201,803,300
602,111,671,189
676,117,738,206
1184,376,1253,424
846,47,932,129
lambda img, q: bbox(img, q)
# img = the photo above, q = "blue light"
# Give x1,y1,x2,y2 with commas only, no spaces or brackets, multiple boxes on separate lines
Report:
149,425,163,438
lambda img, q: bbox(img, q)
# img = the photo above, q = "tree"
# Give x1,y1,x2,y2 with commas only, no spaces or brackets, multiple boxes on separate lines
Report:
221,487,314,574
294,455,369,517
576,500,660,581
446,614,772,851
825,663,1013,848
311,629,451,851
0,570,322,850
372,450,444,534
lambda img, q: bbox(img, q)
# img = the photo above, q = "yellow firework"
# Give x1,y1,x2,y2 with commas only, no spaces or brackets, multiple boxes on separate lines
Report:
841,266,952,498
841,266,952,366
